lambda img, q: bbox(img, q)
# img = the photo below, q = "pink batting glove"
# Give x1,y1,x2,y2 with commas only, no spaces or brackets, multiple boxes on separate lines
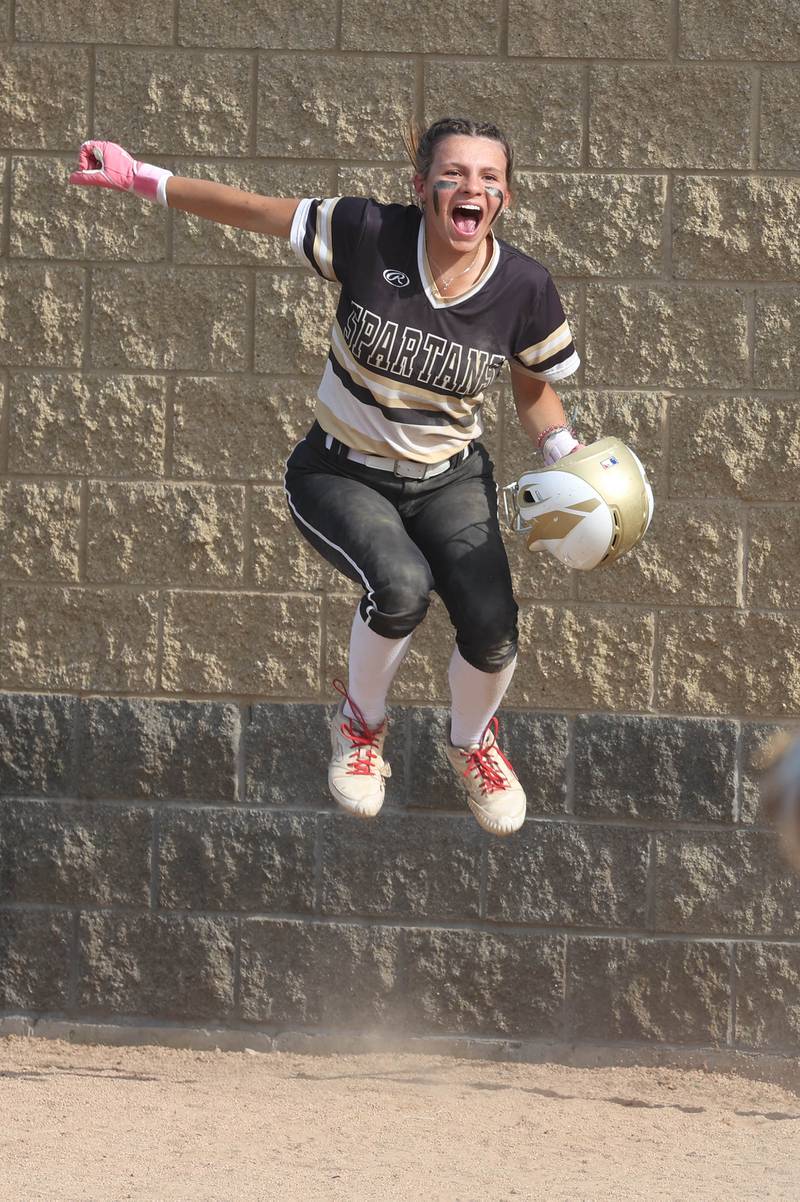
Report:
69,140,172,206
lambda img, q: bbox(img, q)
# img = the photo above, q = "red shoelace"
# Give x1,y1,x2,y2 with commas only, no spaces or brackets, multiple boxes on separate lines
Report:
333,679,384,776
461,718,514,794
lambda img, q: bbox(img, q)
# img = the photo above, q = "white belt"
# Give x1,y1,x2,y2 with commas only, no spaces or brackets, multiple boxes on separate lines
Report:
324,434,468,480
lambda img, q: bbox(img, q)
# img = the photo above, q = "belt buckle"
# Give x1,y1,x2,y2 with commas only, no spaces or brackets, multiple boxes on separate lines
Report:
393,459,427,480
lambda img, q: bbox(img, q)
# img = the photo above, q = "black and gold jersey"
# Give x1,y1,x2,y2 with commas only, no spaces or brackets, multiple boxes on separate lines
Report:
290,197,579,464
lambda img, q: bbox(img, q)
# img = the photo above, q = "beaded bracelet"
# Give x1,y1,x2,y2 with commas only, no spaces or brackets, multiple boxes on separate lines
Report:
536,424,576,450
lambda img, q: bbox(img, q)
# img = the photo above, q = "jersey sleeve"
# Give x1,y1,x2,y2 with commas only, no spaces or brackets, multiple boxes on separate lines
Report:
511,273,580,382
289,196,370,286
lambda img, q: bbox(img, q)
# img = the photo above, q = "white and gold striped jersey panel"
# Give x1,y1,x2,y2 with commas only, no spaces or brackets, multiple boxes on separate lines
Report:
329,321,482,424
316,362,481,463
290,197,343,282
513,317,581,380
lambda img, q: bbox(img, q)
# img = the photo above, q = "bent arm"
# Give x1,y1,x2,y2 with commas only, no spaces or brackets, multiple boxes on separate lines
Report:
510,368,569,443
165,177,300,238
510,367,581,463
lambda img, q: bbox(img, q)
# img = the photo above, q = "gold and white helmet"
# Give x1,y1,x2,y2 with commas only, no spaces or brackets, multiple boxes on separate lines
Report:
501,437,654,571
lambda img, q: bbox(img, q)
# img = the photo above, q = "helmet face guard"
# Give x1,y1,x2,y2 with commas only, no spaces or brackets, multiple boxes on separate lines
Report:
501,437,654,571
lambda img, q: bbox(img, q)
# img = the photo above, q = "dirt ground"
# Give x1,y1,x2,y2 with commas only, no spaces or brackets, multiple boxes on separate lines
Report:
1,1037,798,1201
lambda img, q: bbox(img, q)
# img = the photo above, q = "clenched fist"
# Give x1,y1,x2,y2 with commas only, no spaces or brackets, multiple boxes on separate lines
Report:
69,140,172,205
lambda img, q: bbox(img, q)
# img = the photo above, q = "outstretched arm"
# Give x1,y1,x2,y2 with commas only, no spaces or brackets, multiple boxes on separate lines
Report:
69,140,299,238
164,176,298,236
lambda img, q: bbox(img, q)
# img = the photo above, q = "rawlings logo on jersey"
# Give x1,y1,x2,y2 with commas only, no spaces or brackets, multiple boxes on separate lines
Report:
383,269,410,288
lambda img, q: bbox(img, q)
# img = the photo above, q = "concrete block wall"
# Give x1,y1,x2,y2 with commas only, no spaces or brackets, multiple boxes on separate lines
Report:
2,1,800,1055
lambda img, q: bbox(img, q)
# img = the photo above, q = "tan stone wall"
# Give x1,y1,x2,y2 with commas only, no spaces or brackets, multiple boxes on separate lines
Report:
1,1,799,719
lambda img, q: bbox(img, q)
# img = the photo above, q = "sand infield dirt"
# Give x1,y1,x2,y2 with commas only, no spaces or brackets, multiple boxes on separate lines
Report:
1,1036,798,1201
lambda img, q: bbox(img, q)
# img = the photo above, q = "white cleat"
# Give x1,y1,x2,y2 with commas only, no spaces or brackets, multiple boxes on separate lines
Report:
328,687,390,819
445,717,526,837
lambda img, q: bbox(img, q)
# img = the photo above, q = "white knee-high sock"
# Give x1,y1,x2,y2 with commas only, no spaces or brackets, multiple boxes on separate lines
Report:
448,647,517,748
344,607,413,727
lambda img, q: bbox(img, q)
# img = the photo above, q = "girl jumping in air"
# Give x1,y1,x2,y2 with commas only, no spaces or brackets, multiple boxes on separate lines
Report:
70,117,583,837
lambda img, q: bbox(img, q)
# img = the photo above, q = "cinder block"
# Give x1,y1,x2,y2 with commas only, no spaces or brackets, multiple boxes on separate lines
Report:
245,702,332,806
567,937,730,1044
178,0,337,48
761,70,800,169
586,285,749,387
589,66,751,169
510,0,671,58
173,160,334,266
575,502,740,607
673,177,800,282
739,721,783,825
755,291,800,389
735,943,800,1051
399,927,564,1035
503,172,666,278
16,0,174,42
240,919,565,1036
574,715,737,822
1,265,84,368
90,267,249,371
657,610,800,716
342,0,499,52
94,49,251,155
158,808,316,913
78,698,240,802
78,913,236,1020
172,377,317,482
654,830,800,936
486,822,649,927
254,271,338,375
337,166,415,206
425,61,583,168
747,509,800,609
161,591,321,695
0,47,88,148
86,482,245,587
0,480,81,582
8,373,166,478
669,396,800,501
319,812,482,919
0,693,76,799
11,156,168,261
510,605,655,710
0,910,72,1011
680,0,800,60
0,587,159,692
239,919,400,1025
258,55,414,160
0,799,152,907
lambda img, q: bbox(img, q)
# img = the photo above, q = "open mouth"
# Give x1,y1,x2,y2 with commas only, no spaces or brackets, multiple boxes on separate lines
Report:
451,203,483,236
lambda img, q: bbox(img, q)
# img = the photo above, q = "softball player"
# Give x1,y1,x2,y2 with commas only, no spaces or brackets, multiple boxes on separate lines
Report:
70,117,583,836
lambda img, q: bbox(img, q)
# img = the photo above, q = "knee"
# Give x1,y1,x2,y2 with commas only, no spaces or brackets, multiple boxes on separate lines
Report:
361,565,433,638
458,635,518,673
455,602,519,673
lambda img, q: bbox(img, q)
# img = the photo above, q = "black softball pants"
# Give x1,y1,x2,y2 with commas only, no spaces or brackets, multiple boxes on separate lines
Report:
284,423,518,673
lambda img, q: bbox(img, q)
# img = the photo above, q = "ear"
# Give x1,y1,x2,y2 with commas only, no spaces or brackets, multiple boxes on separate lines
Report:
412,172,426,200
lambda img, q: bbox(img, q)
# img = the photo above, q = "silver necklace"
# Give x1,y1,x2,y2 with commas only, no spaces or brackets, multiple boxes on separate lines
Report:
427,244,485,294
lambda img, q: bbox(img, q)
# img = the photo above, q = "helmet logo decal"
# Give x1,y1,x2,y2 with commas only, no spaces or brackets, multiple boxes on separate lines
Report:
530,506,599,541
